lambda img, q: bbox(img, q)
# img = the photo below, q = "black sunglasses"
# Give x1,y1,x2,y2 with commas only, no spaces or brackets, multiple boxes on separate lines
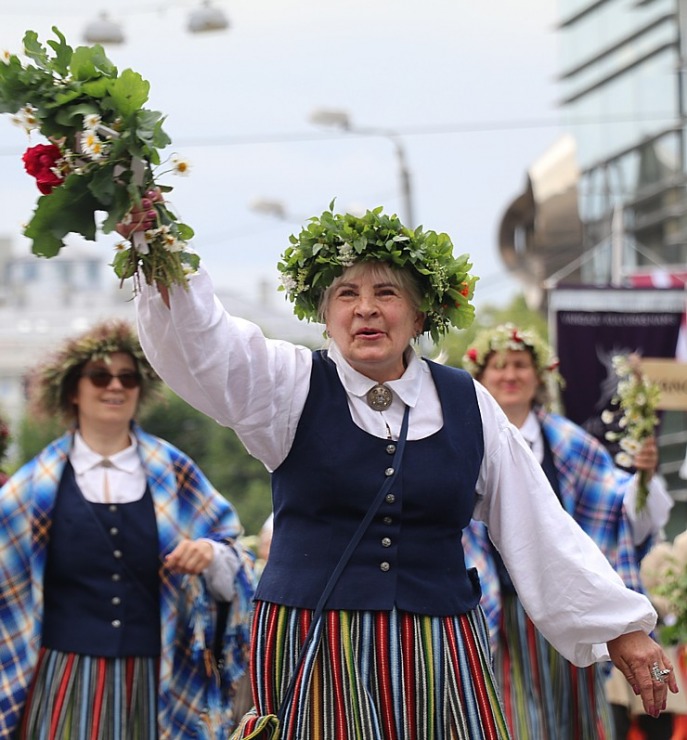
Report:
81,369,142,389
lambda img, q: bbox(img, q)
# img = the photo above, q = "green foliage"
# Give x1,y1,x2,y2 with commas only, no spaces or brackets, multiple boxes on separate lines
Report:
437,293,548,368
16,413,64,466
138,391,272,537
278,204,478,343
0,26,197,289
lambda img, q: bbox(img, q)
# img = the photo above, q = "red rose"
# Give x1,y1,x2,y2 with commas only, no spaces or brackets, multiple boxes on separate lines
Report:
22,143,64,194
467,348,478,362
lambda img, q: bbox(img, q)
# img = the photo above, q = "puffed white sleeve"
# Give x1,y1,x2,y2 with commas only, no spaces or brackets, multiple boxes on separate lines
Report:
135,267,313,471
202,540,241,602
471,382,657,666
623,473,674,545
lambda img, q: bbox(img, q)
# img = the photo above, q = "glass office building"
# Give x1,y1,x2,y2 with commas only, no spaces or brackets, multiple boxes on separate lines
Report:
558,0,687,280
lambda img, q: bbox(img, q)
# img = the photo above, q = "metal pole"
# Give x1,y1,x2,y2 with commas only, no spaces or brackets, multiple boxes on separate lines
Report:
610,204,624,286
390,136,414,228
309,110,416,227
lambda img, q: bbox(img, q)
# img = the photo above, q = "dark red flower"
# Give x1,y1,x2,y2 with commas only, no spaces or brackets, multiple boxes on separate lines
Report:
467,348,478,362
22,143,64,194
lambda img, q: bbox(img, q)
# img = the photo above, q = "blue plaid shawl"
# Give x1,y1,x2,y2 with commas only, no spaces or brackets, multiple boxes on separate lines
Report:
463,410,647,652
0,425,254,739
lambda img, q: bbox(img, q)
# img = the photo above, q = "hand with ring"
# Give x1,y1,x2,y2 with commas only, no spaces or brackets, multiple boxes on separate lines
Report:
608,630,679,718
651,661,673,683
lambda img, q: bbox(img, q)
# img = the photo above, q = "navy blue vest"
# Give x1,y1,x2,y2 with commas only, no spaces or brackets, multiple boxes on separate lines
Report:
256,351,484,616
42,463,161,657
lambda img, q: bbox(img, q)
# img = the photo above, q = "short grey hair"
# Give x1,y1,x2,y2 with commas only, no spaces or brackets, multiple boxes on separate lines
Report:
317,262,423,325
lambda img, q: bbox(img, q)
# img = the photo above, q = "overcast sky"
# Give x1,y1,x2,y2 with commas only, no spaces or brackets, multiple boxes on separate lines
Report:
0,0,564,310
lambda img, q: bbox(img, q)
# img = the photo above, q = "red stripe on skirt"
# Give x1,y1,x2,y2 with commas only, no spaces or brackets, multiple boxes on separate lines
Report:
282,610,314,740
571,664,580,739
90,655,108,740
258,600,280,714
326,611,348,739
126,657,134,711
19,648,44,737
459,615,499,740
375,611,398,740
401,612,417,740
50,652,75,740
499,631,514,728
526,618,541,686
443,616,465,701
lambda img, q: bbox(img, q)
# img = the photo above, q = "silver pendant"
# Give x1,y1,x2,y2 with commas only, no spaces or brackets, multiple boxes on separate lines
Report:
366,384,393,411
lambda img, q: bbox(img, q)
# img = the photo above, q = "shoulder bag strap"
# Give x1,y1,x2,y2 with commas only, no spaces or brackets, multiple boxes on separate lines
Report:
278,404,410,719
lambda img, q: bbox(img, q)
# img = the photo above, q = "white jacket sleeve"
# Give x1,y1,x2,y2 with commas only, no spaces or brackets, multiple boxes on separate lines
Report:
623,474,673,545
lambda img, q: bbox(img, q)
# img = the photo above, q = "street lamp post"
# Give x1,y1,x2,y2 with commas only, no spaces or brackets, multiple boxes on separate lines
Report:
309,108,415,227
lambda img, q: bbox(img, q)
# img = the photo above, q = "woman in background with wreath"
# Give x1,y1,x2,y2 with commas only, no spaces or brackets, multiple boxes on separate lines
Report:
0,319,254,739
461,323,673,740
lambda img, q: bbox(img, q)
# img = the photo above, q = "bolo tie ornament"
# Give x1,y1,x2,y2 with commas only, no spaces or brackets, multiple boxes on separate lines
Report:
366,384,393,411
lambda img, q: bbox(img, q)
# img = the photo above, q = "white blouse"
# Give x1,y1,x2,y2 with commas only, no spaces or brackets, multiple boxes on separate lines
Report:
70,430,238,602
136,268,657,667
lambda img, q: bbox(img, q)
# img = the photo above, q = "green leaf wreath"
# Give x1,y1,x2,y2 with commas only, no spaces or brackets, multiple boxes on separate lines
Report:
277,203,478,343
0,27,199,288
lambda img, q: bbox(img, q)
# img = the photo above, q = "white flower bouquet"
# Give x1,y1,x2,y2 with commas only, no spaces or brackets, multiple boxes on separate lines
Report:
604,353,661,512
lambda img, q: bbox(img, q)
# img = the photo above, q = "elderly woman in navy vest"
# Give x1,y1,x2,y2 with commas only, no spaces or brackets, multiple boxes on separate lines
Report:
0,319,254,739
461,323,674,740
133,204,677,739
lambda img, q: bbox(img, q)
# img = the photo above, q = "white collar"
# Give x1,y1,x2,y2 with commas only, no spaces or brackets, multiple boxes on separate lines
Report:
71,430,140,475
327,342,424,408
519,410,542,446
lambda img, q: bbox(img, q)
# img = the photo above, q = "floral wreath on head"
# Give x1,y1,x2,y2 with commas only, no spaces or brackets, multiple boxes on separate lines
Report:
277,202,478,343
0,27,198,290
33,318,161,422
462,323,562,403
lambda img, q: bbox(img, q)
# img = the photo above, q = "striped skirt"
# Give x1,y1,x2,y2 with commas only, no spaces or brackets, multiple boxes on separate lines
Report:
249,600,511,740
494,594,614,740
20,648,159,740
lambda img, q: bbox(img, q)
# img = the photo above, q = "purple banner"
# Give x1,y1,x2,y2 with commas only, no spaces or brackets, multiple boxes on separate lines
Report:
552,288,683,427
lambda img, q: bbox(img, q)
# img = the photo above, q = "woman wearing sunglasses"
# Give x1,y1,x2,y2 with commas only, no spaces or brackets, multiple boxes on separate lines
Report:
0,319,255,739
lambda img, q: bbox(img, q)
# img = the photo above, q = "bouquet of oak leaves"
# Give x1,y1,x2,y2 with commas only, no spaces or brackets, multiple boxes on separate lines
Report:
0,27,198,289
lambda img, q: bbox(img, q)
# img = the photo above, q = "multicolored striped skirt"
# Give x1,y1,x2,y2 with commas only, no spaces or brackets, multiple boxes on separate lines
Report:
249,600,511,739
20,648,159,740
494,594,613,740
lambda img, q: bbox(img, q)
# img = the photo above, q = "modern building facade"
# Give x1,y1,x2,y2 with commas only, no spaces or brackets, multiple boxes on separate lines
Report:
500,0,687,302
558,0,687,285
497,0,687,527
